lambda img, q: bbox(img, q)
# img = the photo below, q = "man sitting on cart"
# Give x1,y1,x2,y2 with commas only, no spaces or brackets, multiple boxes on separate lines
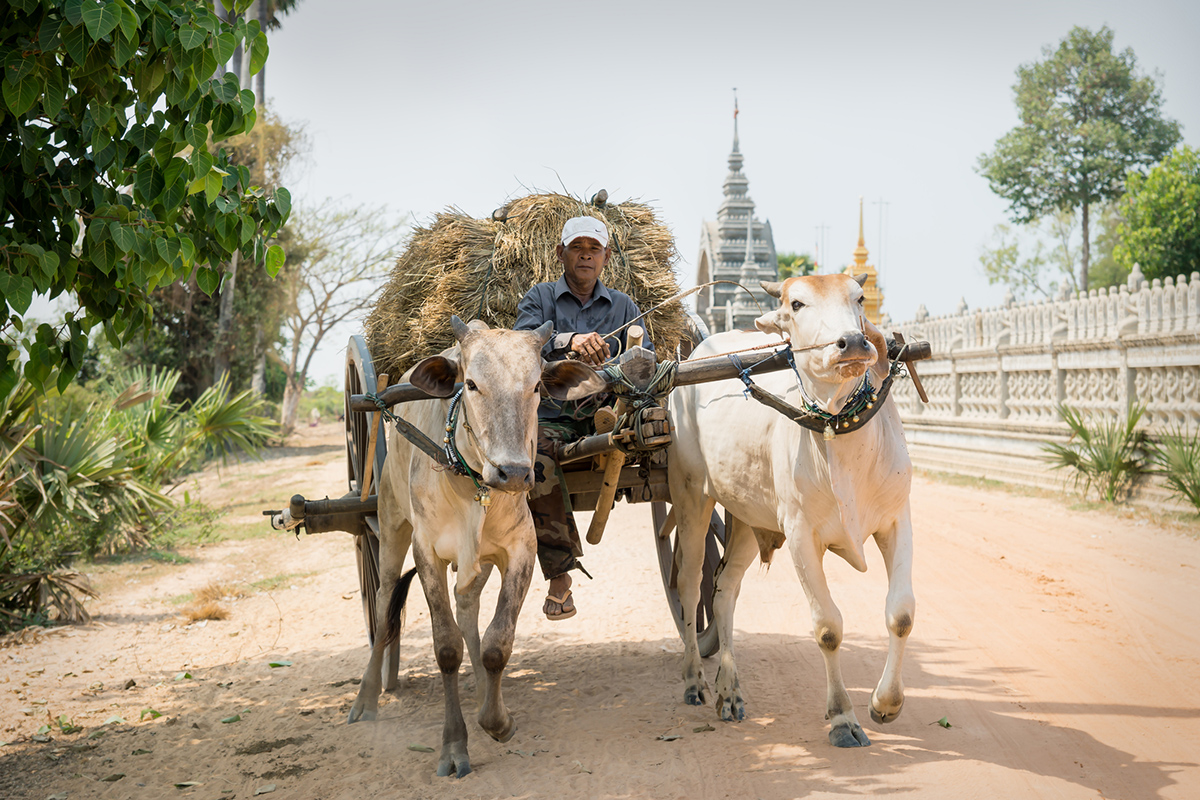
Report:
515,216,652,621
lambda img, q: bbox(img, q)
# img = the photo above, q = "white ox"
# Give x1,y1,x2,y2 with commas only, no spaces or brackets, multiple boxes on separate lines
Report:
348,317,605,777
667,273,915,747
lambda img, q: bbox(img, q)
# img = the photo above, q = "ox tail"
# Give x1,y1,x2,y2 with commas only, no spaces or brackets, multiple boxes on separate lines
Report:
380,567,418,649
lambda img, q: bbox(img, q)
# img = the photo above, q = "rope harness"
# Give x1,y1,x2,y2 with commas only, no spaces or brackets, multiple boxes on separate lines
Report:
366,389,494,507
727,345,912,440
600,359,678,454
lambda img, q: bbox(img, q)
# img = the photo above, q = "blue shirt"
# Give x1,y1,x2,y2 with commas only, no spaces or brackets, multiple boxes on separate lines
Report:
515,276,653,418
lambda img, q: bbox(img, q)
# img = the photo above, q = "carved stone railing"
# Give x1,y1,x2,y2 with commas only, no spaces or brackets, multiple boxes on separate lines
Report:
888,267,1200,509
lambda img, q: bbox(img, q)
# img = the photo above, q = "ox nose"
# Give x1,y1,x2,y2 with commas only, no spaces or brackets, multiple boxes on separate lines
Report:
486,462,534,492
836,330,870,354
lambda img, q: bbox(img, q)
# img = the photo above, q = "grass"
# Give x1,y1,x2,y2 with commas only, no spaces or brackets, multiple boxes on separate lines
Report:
181,601,229,622
251,571,317,592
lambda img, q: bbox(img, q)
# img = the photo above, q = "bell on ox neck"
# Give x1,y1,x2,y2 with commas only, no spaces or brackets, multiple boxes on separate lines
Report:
475,488,492,508
823,423,835,441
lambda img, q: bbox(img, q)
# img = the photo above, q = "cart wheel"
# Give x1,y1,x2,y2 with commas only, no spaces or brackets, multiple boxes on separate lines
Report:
344,336,392,664
652,502,726,658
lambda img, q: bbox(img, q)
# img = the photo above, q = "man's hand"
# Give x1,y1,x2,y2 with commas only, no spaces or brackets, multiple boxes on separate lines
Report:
570,332,610,366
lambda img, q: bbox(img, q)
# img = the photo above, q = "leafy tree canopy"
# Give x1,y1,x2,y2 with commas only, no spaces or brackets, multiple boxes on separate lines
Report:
1,0,291,400
977,25,1180,290
777,251,815,279
1114,145,1200,283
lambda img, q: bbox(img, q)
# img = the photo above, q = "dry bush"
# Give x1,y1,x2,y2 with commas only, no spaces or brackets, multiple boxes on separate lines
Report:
365,192,685,380
194,581,246,603
182,601,230,622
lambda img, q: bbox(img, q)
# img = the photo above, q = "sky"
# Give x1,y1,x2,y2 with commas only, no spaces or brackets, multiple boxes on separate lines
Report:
261,0,1200,384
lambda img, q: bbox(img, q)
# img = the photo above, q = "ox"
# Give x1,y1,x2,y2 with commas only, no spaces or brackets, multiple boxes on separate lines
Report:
667,273,915,747
348,317,605,777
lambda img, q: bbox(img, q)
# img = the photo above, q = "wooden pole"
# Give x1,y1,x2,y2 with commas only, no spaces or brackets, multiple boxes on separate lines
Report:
585,326,643,545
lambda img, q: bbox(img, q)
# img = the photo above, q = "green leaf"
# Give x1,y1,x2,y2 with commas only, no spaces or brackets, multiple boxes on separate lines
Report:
220,714,241,724
935,716,952,728
82,0,122,40
274,187,291,221
264,244,285,277
174,671,192,681
184,122,207,151
0,273,35,315
178,24,207,51
114,27,139,66
42,67,66,119
90,239,119,275
3,74,40,116
110,222,136,253
213,31,236,66
249,30,268,76
196,267,221,296
117,1,140,41
136,161,164,202
268,660,292,668
103,715,126,725
204,169,223,205
140,708,162,721
179,235,196,266
407,744,435,753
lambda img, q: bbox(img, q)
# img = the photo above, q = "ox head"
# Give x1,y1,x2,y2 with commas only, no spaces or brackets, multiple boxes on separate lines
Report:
409,316,607,493
755,274,887,413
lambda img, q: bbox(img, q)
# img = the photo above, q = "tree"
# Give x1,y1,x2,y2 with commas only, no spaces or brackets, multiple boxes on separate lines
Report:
977,25,1181,291
278,204,405,434
0,0,290,401
978,210,1090,301
1114,145,1200,283
777,251,815,279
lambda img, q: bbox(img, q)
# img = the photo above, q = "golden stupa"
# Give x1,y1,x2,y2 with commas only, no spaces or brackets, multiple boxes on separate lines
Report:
843,197,884,324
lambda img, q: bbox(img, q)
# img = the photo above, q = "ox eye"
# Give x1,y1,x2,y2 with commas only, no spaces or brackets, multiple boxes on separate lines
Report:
465,379,478,392
857,296,865,306
791,300,805,311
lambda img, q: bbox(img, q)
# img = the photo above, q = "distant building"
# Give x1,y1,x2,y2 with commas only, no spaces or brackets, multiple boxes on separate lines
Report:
695,108,778,333
842,197,885,325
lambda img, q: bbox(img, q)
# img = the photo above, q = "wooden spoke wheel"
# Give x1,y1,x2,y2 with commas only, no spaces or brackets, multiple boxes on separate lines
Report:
652,310,725,658
344,335,390,653
652,503,726,658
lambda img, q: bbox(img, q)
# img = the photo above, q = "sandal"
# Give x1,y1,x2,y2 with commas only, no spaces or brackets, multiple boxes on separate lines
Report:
543,588,576,621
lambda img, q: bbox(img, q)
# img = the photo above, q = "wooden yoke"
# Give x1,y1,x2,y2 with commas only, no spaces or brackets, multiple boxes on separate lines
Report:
585,325,645,546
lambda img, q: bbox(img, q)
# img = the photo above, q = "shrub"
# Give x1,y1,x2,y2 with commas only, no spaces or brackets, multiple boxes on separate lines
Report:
1153,426,1200,513
1043,404,1150,502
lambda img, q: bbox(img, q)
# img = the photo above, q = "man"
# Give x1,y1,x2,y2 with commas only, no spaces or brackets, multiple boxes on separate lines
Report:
515,215,651,620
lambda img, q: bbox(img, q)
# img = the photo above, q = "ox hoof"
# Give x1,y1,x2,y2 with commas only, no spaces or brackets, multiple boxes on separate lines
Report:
684,685,707,706
870,697,904,725
437,746,472,779
346,705,376,724
717,694,745,722
829,721,871,748
482,715,516,743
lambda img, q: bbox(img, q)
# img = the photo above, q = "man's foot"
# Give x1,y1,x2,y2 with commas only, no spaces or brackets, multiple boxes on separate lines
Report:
543,573,576,620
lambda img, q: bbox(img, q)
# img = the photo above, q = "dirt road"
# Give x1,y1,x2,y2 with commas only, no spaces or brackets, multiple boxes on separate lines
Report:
3,423,1198,799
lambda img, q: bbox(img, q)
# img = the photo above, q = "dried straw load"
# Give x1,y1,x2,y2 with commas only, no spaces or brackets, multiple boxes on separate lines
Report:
364,192,686,381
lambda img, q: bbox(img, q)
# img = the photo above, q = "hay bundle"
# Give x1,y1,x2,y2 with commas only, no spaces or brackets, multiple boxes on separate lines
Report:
364,192,686,381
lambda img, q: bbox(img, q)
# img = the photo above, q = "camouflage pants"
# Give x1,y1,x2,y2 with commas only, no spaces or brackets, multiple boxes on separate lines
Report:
528,419,592,580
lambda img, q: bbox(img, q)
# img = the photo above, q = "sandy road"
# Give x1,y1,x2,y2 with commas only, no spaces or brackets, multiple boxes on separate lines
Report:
2,423,1198,799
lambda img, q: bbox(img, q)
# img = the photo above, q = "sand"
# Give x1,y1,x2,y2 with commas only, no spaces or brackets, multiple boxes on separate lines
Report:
2,422,1199,800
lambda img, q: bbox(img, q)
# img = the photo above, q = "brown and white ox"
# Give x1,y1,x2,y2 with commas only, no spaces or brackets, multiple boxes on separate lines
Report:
348,317,605,777
667,274,915,747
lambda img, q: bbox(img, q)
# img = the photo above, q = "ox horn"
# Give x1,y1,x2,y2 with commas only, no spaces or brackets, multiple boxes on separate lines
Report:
450,315,471,342
760,280,783,299
533,319,553,345
852,273,869,287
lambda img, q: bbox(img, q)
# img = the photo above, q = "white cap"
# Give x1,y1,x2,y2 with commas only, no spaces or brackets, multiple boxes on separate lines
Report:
560,216,609,248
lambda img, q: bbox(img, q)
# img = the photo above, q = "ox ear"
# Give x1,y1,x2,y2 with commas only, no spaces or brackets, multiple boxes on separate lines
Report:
541,359,608,401
450,315,471,342
467,319,490,332
862,316,889,376
760,280,783,299
852,273,868,287
531,320,553,346
754,308,790,337
410,354,460,398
